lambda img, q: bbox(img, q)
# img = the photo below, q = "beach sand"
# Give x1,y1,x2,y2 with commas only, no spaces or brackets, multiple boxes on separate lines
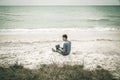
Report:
0,29,120,77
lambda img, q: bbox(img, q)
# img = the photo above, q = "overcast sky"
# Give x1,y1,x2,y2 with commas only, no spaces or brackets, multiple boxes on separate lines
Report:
0,0,120,5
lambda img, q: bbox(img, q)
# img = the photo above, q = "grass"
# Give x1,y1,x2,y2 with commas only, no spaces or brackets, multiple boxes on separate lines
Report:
0,63,119,80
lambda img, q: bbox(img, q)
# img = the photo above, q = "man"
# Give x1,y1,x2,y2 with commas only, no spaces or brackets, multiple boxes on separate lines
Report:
52,34,71,56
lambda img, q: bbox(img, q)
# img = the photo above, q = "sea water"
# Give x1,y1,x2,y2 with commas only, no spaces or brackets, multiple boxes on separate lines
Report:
0,6,120,30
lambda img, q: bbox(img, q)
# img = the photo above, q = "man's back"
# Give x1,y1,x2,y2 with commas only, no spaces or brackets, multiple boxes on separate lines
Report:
63,41,71,55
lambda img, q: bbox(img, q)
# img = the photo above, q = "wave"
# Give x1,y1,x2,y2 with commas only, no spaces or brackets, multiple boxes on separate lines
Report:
0,39,120,44
0,27,119,33
107,15,120,18
86,18,111,22
0,12,29,17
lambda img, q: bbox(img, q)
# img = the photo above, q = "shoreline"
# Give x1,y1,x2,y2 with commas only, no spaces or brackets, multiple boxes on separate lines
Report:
0,30,120,42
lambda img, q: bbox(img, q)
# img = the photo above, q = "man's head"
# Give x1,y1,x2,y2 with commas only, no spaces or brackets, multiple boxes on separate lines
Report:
62,34,67,41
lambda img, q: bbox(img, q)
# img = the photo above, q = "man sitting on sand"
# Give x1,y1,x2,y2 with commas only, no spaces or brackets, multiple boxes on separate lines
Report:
52,34,71,56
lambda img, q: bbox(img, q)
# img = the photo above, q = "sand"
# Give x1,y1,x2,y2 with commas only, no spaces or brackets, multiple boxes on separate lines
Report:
0,29,120,77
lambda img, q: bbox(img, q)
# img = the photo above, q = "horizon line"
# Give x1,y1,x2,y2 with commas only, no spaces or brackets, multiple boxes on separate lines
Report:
0,4,120,6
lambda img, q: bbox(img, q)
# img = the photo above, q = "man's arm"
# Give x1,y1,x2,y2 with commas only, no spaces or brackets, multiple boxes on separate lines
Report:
59,47,66,52
56,43,66,53
52,43,67,54
52,47,66,54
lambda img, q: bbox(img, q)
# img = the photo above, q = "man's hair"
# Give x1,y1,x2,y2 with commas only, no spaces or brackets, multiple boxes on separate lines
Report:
63,34,67,39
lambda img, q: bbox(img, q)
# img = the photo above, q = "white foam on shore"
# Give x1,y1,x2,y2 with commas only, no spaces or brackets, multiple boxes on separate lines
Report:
0,28,120,43
0,27,119,34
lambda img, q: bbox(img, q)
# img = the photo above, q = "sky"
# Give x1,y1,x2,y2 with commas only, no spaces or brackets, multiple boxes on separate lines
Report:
0,0,120,5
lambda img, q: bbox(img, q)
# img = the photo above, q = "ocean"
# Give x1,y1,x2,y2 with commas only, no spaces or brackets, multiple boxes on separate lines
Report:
0,6,120,30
